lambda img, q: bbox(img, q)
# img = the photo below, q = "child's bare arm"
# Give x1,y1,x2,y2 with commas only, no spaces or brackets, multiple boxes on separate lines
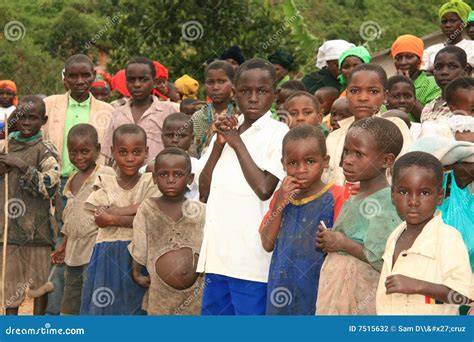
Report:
260,177,301,252
94,207,135,228
216,118,279,201
132,260,150,288
105,204,140,216
316,228,368,262
199,138,225,203
385,274,472,304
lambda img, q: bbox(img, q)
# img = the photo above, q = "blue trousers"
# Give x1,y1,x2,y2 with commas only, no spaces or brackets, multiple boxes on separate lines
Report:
201,273,267,315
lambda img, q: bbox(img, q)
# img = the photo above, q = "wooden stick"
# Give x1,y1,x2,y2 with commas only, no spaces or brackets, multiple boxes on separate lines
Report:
2,112,9,314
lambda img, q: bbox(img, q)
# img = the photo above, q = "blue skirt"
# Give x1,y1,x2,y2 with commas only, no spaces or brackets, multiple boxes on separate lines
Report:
80,240,146,315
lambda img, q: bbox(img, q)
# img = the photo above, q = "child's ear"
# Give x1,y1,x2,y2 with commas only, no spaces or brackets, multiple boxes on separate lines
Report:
436,187,445,206
448,103,456,112
96,143,101,154
281,157,286,171
382,153,396,169
464,65,472,76
383,89,389,105
145,146,149,159
323,154,330,169
390,185,396,206
187,173,194,185
42,115,48,125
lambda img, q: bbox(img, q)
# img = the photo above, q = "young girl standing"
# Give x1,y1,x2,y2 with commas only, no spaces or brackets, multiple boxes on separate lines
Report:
80,124,159,315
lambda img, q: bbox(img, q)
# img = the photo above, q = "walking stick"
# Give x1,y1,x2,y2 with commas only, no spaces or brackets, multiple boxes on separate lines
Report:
2,113,9,314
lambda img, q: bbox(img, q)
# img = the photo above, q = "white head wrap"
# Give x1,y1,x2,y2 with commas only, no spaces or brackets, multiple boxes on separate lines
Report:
316,40,355,69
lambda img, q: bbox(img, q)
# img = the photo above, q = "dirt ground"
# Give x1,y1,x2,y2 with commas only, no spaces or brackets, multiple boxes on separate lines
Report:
18,296,33,315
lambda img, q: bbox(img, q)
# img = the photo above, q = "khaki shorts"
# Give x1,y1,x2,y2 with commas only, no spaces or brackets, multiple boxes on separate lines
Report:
0,245,51,308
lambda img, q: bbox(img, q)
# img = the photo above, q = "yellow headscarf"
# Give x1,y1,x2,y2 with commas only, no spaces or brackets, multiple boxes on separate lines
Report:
439,0,472,22
175,74,199,100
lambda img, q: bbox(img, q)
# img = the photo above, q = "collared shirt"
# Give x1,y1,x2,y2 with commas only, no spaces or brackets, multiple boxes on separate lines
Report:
376,214,472,315
62,165,115,266
423,39,474,71
61,94,92,176
101,96,176,163
420,96,452,123
196,111,289,282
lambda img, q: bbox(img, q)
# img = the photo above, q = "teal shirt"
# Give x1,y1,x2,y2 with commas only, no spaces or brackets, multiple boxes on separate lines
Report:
332,187,402,271
61,94,91,176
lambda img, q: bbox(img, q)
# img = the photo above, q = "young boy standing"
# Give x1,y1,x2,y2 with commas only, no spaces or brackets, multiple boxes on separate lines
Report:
198,58,289,315
0,96,61,315
376,151,472,315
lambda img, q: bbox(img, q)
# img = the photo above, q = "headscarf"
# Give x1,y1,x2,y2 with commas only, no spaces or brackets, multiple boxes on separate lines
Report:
316,40,355,69
268,50,295,71
391,35,424,65
439,0,472,22
220,45,245,65
175,74,199,100
91,72,111,92
0,80,18,106
337,46,371,87
468,10,474,22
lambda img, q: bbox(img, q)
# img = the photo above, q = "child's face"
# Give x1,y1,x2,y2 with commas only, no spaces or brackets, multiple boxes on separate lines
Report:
392,165,443,226
276,88,292,110
394,53,421,77
314,92,333,116
126,63,155,101
155,77,167,95
286,95,321,129
112,133,148,177
64,63,95,99
205,69,233,105
15,104,47,138
433,52,467,90
273,64,288,82
154,155,192,198
68,135,99,172
341,56,364,85
387,82,416,113
0,87,15,108
235,69,275,121
342,128,390,183
330,99,352,130
448,88,474,116
162,121,194,151
90,86,110,103
167,84,181,102
441,12,464,40
347,71,386,120
282,137,329,195
468,23,474,40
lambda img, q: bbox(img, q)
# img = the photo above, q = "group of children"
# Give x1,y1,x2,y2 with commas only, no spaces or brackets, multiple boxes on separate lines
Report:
1,14,474,316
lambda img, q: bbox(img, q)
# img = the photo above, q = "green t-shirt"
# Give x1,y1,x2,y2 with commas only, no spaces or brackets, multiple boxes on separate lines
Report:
332,187,402,271
61,94,91,177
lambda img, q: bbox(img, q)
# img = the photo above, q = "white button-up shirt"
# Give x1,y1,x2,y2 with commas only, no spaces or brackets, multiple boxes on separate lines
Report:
376,214,472,315
196,111,289,282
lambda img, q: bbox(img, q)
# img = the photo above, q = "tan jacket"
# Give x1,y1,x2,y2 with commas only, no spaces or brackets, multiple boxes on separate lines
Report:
43,92,114,160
